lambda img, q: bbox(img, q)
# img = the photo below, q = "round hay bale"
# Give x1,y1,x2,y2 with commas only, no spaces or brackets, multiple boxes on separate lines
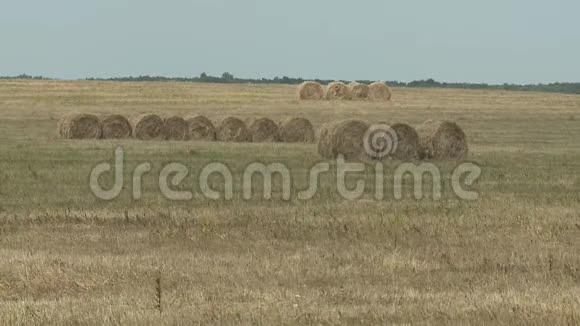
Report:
247,117,279,142
101,114,132,139
318,120,370,160
390,123,420,161
348,82,370,100
163,116,189,141
417,120,468,160
58,114,102,139
131,114,165,140
278,117,315,143
368,82,392,101
186,115,216,141
317,124,334,159
216,117,252,142
369,122,420,160
325,81,352,100
297,81,324,100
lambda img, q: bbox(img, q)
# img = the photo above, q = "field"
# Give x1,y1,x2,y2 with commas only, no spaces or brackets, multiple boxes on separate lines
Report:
0,80,579,325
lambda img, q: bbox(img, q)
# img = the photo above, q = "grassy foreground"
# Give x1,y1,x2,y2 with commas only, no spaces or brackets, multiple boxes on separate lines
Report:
0,80,579,325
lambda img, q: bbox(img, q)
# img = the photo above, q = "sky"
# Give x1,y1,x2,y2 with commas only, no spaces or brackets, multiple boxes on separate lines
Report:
0,0,579,84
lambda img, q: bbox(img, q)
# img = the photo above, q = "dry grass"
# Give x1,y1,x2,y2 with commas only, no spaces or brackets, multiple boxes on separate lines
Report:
1,80,580,324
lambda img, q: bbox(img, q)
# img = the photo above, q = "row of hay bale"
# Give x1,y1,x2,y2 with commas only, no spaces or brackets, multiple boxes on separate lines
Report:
298,81,392,101
58,114,316,143
58,114,467,160
318,120,468,161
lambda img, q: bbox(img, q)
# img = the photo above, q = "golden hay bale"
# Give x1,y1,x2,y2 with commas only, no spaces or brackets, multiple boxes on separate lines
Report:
368,122,420,160
278,117,315,143
389,123,420,160
58,114,102,139
348,82,370,100
101,114,132,139
297,81,324,100
368,82,392,101
163,116,189,141
325,81,352,100
186,115,216,141
247,117,279,142
318,120,370,160
131,114,165,140
416,120,468,160
216,117,252,142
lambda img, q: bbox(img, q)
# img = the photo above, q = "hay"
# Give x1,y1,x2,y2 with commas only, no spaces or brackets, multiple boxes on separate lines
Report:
247,117,279,142
325,81,352,100
370,122,420,160
278,117,315,143
131,114,165,140
58,114,102,139
417,120,468,160
389,123,420,160
348,82,370,100
297,81,324,100
318,120,370,160
101,114,132,139
186,115,216,141
163,116,189,141
216,117,252,142
368,82,392,101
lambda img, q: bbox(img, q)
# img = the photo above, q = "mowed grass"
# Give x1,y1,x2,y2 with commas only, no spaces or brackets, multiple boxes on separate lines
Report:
0,80,579,325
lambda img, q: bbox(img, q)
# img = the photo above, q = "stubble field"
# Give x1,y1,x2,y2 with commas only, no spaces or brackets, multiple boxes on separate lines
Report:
0,80,579,325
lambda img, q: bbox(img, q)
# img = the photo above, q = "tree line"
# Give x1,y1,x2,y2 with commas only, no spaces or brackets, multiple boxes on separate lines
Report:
3,73,580,95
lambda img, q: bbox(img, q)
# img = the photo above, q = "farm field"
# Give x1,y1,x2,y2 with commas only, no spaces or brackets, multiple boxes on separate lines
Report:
0,80,579,325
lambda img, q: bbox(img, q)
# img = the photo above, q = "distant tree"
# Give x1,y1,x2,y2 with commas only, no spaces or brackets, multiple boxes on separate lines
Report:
2,72,577,95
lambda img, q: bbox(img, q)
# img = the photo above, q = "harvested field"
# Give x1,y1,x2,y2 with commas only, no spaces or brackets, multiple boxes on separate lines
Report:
1,80,580,325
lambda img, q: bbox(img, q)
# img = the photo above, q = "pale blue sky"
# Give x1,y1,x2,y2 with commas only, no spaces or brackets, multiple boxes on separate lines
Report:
1,0,578,84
